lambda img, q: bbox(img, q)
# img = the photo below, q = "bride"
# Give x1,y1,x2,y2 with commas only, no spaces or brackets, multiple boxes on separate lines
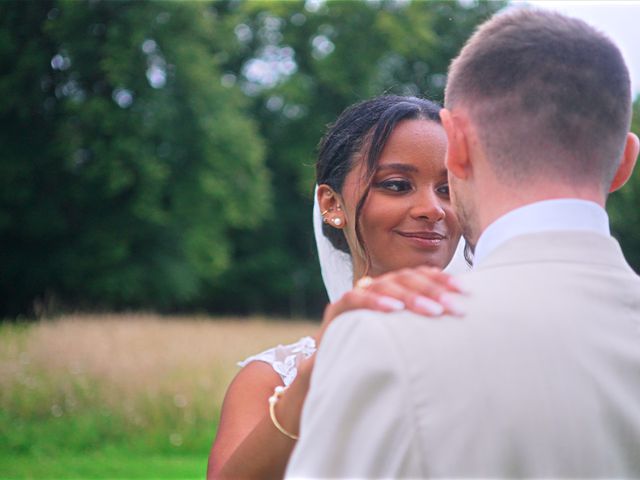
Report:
207,95,468,479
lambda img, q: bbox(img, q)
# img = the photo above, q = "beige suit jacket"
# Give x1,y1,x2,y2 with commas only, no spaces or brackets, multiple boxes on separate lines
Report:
286,231,640,478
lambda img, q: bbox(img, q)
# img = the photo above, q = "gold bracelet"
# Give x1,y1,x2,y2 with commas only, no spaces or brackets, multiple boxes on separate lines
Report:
268,385,299,440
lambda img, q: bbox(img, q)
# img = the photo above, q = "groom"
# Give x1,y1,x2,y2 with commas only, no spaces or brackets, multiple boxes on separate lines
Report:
286,8,640,479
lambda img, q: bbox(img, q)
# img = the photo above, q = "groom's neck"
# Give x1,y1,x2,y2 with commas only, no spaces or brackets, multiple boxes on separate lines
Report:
474,179,607,238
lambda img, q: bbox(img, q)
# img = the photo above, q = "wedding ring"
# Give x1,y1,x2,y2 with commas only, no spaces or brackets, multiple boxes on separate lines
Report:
355,275,374,290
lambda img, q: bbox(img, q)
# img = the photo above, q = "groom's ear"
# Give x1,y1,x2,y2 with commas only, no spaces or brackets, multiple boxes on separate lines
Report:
440,108,471,180
609,132,639,193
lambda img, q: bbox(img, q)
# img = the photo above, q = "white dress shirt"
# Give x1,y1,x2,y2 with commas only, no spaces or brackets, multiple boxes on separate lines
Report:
473,199,610,267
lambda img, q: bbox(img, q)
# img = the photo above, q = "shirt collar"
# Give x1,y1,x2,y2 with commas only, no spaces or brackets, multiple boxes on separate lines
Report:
472,199,610,268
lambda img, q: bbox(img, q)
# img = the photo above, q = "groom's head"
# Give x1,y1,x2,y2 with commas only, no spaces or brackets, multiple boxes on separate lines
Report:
441,8,638,245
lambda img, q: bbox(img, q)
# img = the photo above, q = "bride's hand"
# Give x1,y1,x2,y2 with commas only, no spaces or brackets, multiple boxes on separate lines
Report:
279,268,464,438
318,266,465,344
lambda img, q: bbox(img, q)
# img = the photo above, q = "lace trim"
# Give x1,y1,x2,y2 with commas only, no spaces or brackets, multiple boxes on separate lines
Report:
238,336,317,386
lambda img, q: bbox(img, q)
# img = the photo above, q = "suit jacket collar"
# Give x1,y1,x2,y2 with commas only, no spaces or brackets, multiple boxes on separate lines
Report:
476,231,634,274
473,200,610,267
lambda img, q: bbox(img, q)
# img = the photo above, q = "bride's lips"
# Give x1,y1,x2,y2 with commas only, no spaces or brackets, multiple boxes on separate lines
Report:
395,230,447,249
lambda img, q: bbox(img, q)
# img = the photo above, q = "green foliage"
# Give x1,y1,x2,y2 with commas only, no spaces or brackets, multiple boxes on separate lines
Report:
20,1,629,316
608,96,640,272
4,1,638,316
0,1,269,315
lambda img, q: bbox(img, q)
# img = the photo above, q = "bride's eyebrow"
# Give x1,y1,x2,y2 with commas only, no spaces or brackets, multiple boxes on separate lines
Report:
376,163,418,173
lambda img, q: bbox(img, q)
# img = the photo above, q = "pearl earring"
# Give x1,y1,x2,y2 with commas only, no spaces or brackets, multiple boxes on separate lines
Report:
332,218,342,226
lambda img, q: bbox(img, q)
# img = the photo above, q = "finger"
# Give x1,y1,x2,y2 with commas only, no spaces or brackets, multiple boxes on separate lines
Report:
371,270,450,305
322,289,402,327
319,289,405,344
436,292,465,317
339,289,405,316
370,272,465,317
414,266,465,293
366,280,446,317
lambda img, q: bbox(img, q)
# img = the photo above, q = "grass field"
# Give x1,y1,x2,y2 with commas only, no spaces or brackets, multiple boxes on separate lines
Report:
0,314,317,479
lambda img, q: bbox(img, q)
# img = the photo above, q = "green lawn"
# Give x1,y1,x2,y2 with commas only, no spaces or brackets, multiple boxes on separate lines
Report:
0,315,317,479
0,450,206,480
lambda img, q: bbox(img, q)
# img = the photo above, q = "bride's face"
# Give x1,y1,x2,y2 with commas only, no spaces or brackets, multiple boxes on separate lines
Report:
340,119,461,278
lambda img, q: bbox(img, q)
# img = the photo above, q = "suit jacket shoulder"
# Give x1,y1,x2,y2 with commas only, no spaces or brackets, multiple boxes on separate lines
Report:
286,311,425,479
288,231,640,478
381,231,640,477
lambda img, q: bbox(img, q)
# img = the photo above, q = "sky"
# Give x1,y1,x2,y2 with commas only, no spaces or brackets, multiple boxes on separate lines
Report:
519,1,640,96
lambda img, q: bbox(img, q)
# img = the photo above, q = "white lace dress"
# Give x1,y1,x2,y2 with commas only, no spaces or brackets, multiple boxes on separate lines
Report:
238,336,317,386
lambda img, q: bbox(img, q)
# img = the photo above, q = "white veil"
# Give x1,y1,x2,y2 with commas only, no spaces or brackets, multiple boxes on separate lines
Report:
313,185,354,302
313,185,469,302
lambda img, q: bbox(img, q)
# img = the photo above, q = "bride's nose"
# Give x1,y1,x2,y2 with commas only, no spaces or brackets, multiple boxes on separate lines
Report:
409,191,445,222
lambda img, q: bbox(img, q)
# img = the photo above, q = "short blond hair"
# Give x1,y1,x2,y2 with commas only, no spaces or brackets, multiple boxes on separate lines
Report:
445,8,631,187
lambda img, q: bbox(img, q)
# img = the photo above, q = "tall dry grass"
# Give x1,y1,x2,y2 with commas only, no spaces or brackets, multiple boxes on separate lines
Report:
0,314,317,455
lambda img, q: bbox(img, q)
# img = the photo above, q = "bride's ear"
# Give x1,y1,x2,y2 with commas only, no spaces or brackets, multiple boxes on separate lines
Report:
317,184,346,229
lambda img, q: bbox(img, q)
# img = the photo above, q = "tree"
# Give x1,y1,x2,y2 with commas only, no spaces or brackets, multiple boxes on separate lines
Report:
0,0,269,316
608,96,640,272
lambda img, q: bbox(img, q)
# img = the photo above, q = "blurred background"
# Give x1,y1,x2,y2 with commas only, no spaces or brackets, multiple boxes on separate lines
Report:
1,0,639,478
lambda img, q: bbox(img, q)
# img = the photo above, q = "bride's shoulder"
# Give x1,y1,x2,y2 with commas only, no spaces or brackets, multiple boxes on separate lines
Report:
238,336,316,386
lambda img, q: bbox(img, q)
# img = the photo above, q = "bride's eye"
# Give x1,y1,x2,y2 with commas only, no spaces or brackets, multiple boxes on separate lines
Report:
375,179,412,193
436,183,450,196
